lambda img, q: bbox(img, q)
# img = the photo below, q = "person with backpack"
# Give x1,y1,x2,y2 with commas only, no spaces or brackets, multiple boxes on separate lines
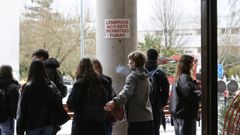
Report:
67,58,108,135
32,49,67,98
0,65,19,135
145,48,170,135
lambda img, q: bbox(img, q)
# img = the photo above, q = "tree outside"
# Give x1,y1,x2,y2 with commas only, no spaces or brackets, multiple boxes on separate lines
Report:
20,0,96,79
151,0,188,51
138,33,181,77
138,0,188,77
217,0,240,134
218,0,240,79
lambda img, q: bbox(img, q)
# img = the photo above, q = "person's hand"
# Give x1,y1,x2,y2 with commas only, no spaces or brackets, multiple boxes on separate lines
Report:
194,80,202,90
104,100,115,111
196,80,202,90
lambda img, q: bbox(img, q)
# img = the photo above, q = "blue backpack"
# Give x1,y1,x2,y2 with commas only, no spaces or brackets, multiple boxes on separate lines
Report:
148,68,161,103
147,68,169,107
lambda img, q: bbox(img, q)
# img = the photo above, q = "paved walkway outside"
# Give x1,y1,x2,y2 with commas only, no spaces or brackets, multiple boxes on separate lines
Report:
57,120,202,135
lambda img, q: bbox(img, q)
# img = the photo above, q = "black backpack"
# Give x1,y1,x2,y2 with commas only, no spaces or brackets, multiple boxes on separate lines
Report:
0,87,7,122
54,70,67,97
148,68,169,107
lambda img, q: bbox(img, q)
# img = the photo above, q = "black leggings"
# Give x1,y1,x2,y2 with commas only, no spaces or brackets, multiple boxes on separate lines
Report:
71,119,105,135
128,121,153,135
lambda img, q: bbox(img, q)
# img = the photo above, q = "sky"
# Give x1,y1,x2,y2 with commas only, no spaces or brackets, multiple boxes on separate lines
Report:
20,0,202,30
0,0,234,79
0,0,20,79
19,0,232,30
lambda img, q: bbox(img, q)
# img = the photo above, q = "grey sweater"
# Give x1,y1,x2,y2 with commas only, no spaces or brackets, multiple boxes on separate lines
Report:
114,67,153,122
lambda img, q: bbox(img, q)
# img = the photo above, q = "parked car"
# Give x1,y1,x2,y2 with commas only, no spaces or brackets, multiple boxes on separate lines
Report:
63,80,74,94
62,80,74,104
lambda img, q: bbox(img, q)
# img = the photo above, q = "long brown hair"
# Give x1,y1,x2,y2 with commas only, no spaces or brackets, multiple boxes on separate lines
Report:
76,58,95,79
92,59,103,75
76,58,104,97
175,55,194,81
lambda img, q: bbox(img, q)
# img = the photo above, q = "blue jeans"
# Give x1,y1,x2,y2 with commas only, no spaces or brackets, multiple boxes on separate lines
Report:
173,117,196,135
0,117,14,135
26,126,53,135
105,123,113,135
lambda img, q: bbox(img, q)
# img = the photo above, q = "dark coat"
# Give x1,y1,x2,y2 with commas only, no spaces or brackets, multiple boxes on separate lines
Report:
16,81,54,134
145,60,169,107
100,74,115,101
170,74,201,120
67,77,108,122
0,77,19,119
146,61,169,131
44,58,67,97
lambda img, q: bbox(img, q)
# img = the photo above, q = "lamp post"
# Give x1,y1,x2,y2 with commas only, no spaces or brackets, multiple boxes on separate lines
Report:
80,0,84,58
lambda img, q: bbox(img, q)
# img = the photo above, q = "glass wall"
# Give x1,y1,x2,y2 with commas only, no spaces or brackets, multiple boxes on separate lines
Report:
217,0,240,134
0,0,20,80
2,0,231,134
138,0,201,134
20,0,96,80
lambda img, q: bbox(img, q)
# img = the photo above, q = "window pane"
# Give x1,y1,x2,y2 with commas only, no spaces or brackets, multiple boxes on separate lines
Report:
217,0,240,134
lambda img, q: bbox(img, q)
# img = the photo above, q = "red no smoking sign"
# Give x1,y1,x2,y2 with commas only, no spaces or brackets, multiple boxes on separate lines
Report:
105,19,130,38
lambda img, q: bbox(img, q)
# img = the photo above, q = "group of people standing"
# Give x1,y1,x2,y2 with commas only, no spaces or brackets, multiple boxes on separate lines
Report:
0,48,201,135
0,49,69,135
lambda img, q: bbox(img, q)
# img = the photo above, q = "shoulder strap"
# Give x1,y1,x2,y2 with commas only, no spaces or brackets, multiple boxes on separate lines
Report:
147,68,160,77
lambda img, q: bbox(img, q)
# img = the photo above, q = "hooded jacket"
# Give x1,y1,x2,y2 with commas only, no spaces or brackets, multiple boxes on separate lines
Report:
0,76,19,119
114,67,153,123
44,58,60,81
44,58,67,97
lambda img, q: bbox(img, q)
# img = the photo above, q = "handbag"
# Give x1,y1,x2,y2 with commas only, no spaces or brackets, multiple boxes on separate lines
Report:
49,81,70,126
169,82,182,117
106,105,124,124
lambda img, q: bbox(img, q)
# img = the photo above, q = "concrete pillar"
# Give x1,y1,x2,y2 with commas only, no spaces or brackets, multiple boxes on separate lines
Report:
0,0,20,80
96,0,137,135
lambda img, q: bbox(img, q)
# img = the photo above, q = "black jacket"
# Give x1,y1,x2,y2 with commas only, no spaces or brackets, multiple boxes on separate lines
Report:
100,74,115,101
145,60,170,107
67,77,108,122
170,74,201,119
0,77,19,119
44,58,67,97
17,81,55,134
